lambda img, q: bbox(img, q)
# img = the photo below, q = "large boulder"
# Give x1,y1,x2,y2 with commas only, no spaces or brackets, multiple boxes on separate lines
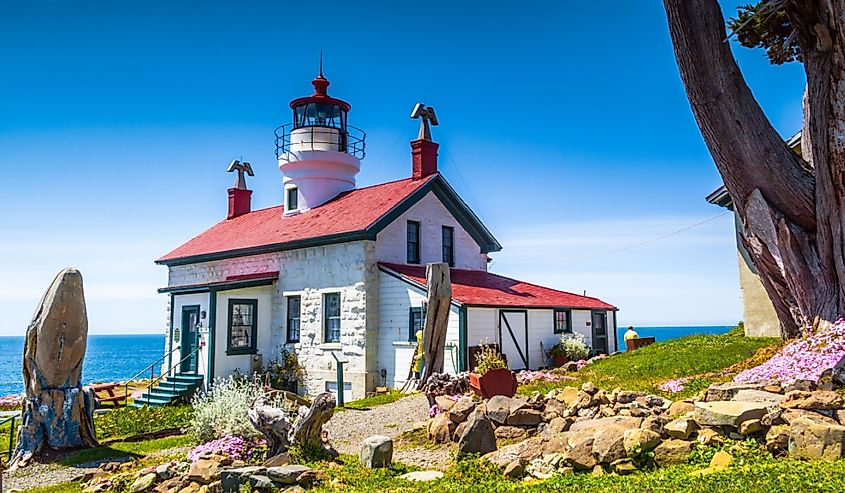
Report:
507,409,543,427
486,395,521,425
359,435,393,469
563,435,597,470
780,390,845,411
704,382,772,402
623,428,662,456
788,417,845,460
591,426,627,464
781,409,840,426
765,425,791,456
732,389,785,404
449,397,477,424
653,439,693,466
665,416,699,439
483,437,546,468
428,413,455,444
458,409,497,455
667,400,696,417
694,401,770,427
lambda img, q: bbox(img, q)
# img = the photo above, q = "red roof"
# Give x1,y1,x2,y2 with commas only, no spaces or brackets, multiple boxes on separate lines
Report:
380,263,616,310
158,177,434,264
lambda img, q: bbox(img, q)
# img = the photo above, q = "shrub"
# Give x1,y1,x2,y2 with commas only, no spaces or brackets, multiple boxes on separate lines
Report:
261,347,308,390
474,344,507,374
551,333,590,361
190,374,285,442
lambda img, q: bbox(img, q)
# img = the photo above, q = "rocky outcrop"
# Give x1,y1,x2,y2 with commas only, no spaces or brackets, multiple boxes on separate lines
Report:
359,435,393,468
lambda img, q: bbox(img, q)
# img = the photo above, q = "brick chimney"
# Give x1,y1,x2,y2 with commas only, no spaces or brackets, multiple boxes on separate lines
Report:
411,139,439,180
227,188,252,219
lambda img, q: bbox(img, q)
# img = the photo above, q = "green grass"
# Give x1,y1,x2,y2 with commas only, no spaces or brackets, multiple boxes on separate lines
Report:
95,404,193,440
58,434,193,466
338,389,405,411
520,329,779,399
20,483,82,493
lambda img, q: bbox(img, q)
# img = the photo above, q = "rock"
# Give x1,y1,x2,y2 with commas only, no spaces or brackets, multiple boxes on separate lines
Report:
710,450,733,468
221,467,266,493
706,381,775,401
400,471,444,482
611,458,637,475
562,361,578,372
555,386,581,407
548,417,569,434
761,408,785,426
765,425,790,456
591,465,606,476
788,417,845,460
694,401,770,427
581,382,598,395
453,421,468,442
265,465,312,485
458,409,497,455
593,389,611,406
507,409,542,427
616,391,645,404
495,426,528,441
569,416,643,433
188,457,225,484
591,425,626,463
428,413,455,444
832,355,845,387
784,379,816,393
739,418,765,435
653,439,693,466
486,395,518,425
449,397,477,424
483,437,545,468
130,473,157,493
249,475,274,491
780,390,845,410
782,409,840,426
732,389,785,404
696,428,724,446
563,435,596,469
262,452,291,467
665,416,699,439
155,464,174,480
543,397,566,421
836,409,845,425
629,406,649,418
623,428,662,456
763,384,783,393
576,406,598,419
434,395,456,412
641,415,668,436
359,435,392,468
503,460,525,479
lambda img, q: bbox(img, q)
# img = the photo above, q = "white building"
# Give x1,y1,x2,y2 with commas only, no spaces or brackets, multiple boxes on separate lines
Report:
152,72,617,402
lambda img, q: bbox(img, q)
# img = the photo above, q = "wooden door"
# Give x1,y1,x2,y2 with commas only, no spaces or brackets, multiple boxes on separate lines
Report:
180,305,200,373
591,311,609,355
499,310,529,370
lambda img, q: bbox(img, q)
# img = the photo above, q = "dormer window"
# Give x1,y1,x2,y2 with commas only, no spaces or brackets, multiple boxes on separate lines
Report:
287,187,299,211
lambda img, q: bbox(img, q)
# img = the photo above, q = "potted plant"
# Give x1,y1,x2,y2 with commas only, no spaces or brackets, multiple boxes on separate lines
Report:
262,348,307,394
468,344,516,399
549,333,590,368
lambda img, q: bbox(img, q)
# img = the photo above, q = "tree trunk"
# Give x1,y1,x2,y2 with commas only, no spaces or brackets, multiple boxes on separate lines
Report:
248,392,336,460
663,0,845,337
10,269,98,470
417,263,452,390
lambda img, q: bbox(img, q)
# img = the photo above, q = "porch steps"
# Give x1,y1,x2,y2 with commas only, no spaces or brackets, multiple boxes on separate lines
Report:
130,373,204,408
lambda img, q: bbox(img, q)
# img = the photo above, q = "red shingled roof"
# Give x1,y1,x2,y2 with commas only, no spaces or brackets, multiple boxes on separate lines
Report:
380,263,616,310
158,176,434,264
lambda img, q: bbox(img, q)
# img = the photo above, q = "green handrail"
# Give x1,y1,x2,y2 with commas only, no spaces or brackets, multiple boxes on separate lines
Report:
1,415,17,461
141,344,203,406
123,344,182,406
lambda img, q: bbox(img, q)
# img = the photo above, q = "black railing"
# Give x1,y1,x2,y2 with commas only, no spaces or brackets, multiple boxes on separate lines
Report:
274,123,366,160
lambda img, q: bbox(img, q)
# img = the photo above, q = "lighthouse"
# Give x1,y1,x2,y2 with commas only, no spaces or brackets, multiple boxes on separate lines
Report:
275,70,366,213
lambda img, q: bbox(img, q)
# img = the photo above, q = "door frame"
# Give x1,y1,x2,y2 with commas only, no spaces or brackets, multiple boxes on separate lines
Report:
180,305,201,373
498,309,529,369
590,310,609,355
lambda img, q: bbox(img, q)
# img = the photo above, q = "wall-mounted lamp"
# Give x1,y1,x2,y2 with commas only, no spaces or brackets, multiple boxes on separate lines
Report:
200,310,207,320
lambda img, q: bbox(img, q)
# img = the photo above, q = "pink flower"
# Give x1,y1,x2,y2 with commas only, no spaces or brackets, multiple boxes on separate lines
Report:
658,377,690,394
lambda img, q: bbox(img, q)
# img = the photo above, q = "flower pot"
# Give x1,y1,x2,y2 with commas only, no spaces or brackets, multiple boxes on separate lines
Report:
552,354,570,368
469,368,517,399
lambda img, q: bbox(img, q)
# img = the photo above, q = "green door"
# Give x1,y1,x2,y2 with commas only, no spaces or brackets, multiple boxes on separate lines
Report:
181,305,200,373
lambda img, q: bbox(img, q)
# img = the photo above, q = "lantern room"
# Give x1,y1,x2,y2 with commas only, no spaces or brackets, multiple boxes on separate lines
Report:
276,71,366,213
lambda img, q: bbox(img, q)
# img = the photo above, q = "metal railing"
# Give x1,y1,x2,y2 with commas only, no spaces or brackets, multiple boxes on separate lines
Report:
1,415,17,461
123,344,182,405
137,344,203,406
274,123,366,159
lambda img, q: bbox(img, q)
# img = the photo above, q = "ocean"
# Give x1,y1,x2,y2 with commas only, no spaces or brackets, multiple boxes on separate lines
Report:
0,334,165,397
0,326,733,396
615,325,733,351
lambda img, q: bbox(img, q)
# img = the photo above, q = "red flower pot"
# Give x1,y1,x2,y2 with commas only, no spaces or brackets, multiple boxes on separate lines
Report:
552,354,570,368
469,368,517,399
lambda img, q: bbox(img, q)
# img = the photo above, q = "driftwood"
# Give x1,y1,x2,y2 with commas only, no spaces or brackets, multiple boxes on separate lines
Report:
416,263,452,390
10,268,98,469
249,391,336,459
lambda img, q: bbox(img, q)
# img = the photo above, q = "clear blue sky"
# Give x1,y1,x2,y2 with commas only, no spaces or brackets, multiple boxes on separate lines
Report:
0,1,805,335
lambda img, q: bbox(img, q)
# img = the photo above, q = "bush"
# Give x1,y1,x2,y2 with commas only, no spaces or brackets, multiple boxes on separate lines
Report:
95,404,193,440
190,374,286,442
474,344,507,374
551,333,590,361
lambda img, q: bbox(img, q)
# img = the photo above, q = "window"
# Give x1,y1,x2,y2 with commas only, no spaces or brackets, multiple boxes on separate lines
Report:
407,221,421,264
324,293,341,343
227,299,258,354
442,226,455,266
408,307,423,342
287,187,298,211
554,309,572,334
286,296,301,343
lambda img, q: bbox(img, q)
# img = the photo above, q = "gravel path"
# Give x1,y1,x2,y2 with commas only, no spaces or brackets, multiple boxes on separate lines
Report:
324,393,452,470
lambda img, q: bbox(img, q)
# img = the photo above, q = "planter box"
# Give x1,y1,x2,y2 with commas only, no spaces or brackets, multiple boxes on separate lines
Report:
551,354,570,368
469,368,517,399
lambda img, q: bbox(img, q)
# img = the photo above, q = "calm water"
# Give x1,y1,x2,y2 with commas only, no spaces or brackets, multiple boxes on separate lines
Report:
0,334,164,397
615,325,733,352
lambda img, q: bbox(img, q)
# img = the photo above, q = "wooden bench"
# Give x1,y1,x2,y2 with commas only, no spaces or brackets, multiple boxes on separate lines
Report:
625,336,656,352
87,383,129,407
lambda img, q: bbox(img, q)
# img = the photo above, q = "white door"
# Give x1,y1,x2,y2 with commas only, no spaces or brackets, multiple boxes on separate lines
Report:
499,310,529,370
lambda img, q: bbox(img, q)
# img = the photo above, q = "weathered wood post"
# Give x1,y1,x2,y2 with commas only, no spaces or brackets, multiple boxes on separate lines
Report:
9,268,98,469
416,262,452,390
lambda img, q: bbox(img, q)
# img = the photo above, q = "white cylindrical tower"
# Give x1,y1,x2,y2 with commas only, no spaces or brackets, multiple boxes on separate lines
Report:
275,72,366,213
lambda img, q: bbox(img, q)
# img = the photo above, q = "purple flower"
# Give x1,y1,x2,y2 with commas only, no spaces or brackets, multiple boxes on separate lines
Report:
658,377,690,394
188,435,263,462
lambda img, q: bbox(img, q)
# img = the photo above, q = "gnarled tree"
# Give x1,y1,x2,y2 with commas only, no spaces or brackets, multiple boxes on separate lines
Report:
664,0,845,338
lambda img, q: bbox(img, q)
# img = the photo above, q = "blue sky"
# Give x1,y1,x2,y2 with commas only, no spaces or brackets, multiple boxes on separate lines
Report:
0,1,805,335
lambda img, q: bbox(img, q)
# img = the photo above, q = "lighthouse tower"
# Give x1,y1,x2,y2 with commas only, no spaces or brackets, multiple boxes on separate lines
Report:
275,70,366,213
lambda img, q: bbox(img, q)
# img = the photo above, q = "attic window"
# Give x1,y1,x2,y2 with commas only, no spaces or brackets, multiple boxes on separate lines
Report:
287,187,299,211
